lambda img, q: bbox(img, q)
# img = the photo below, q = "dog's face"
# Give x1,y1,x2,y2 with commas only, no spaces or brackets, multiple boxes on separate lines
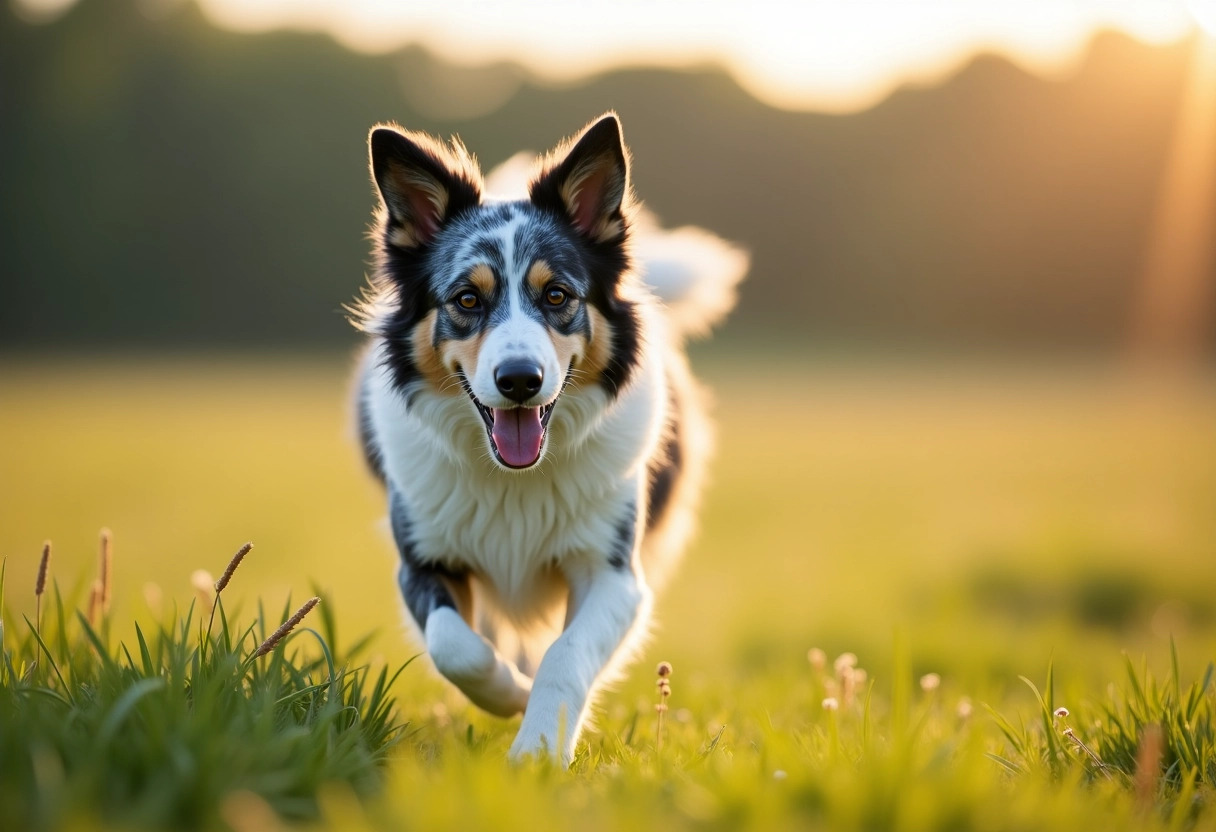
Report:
365,114,641,471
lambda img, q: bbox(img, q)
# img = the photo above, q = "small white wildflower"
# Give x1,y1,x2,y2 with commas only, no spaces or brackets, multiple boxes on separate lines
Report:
822,697,839,711
919,673,941,692
1054,707,1070,719
773,770,788,780
807,648,826,672
956,697,973,719
834,652,858,674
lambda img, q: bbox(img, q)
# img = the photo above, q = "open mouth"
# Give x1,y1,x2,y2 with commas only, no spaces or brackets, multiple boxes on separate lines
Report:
460,375,556,469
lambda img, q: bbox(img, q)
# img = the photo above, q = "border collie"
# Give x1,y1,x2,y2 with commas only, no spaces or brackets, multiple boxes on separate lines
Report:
352,113,747,763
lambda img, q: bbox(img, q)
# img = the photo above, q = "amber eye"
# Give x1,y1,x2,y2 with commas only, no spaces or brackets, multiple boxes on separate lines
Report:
545,287,568,307
456,291,479,310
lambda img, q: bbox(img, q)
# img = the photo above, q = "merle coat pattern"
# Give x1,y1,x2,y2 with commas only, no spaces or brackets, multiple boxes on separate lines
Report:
353,113,747,763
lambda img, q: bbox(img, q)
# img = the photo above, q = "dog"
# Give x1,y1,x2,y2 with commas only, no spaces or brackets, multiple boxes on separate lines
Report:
351,113,747,763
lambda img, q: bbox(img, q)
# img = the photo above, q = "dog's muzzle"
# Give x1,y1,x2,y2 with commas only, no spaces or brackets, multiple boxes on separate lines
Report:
460,370,556,469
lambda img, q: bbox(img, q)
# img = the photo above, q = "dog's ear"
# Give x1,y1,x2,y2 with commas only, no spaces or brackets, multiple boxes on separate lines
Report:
530,113,631,245
369,125,482,250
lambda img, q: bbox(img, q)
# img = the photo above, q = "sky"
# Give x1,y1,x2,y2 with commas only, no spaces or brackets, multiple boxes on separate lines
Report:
11,0,1216,111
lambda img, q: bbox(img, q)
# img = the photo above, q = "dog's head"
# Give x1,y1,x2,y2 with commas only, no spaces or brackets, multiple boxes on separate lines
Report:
362,114,642,471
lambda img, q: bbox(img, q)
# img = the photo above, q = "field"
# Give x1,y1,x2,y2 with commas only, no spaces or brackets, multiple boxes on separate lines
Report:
2,355,1216,830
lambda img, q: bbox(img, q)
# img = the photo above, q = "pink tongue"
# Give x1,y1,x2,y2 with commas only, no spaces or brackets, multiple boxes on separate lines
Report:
491,407,544,467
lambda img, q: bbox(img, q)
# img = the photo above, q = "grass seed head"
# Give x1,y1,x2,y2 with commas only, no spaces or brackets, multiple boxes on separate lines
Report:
654,660,673,751
834,652,857,675
255,596,320,657
35,541,51,597
98,528,112,611
822,697,839,712
87,579,103,626
920,672,941,692
807,648,826,672
841,667,857,706
1134,724,1164,805
214,542,253,595
1053,707,1070,719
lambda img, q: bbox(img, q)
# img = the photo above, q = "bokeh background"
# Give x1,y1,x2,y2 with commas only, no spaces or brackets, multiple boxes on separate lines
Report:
2,0,1215,705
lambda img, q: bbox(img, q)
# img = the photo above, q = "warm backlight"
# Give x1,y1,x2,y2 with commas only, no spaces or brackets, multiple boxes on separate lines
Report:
9,0,1205,113
1188,0,1216,34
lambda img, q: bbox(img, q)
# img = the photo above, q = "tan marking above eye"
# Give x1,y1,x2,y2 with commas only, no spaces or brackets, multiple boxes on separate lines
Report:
527,260,555,292
468,263,495,297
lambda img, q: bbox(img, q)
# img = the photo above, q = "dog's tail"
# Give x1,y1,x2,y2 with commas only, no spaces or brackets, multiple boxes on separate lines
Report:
632,213,749,340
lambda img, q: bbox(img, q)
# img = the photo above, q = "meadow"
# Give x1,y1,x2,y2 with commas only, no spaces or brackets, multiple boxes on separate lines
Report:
2,355,1215,830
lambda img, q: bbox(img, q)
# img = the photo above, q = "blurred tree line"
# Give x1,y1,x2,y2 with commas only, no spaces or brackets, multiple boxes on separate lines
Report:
1,0,1210,353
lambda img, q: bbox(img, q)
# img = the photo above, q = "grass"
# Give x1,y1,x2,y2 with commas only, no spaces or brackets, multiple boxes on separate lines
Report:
0,540,404,832
1,355,1216,829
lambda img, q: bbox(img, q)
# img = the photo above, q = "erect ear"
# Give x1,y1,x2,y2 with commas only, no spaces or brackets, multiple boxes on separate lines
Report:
369,125,482,250
529,113,631,244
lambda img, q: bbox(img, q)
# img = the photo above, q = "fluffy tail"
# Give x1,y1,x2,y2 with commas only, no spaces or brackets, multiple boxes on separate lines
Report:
485,153,748,339
631,211,749,339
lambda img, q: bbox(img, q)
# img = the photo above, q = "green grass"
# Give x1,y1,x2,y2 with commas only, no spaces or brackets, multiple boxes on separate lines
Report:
0,547,404,831
3,557,1214,831
2,356,1216,830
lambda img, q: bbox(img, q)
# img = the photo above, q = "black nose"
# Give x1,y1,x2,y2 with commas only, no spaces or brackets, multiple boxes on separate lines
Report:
494,362,543,403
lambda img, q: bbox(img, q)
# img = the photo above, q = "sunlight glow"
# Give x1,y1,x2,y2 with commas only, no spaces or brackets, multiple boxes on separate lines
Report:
186,0,1199,112
8,0,1207,111
1133,34,1216,362
1187,0,1216,35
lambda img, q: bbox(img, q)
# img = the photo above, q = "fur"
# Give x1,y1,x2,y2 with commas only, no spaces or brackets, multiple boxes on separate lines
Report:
352,113,747,763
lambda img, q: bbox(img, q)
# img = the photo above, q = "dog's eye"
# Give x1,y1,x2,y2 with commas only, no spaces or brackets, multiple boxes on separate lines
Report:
545,287,567,307
456,291,480,310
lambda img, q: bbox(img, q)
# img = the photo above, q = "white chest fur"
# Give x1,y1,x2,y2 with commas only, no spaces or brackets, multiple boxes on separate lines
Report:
362,340,667,608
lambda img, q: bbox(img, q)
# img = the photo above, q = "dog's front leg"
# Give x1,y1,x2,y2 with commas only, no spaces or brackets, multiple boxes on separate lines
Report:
391,486,532,717
508,506,652,765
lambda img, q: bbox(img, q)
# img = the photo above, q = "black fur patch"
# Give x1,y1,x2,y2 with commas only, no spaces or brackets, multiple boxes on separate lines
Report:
646,387,683,529
390,486,468,628
377,260,436,403
586,273,641,397
357,383,385,483
608,503,638,570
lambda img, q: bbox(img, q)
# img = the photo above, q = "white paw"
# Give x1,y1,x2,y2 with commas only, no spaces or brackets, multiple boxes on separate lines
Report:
425,608,532,716
426,607,495,683
508,694,578,765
